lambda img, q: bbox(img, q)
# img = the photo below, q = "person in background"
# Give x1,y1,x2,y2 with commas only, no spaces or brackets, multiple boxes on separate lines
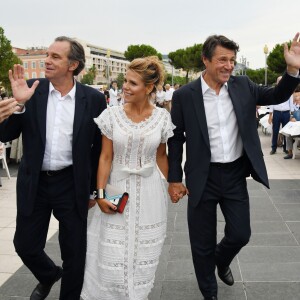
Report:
156,84,165,108
0,36,107,300
268,76,294,155
81,56,174,300
167,33,300,300
109,80,119,106
164,83,173,112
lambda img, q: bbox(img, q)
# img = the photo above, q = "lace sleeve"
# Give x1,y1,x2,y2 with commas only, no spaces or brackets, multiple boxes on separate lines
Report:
94,108,113,140
161,110,176,143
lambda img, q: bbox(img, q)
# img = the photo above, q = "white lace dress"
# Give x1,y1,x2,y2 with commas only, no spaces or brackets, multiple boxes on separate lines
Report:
81,106,175,300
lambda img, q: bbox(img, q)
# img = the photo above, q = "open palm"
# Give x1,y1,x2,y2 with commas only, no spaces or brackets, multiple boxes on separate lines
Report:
9,64,39,102
284,33,300,70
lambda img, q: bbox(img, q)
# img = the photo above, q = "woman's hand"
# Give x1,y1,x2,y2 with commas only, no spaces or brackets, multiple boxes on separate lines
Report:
96,198,117,214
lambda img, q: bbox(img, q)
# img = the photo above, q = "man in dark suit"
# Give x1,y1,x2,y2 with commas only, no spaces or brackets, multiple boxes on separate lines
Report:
167,33,300,300
0,36,107,300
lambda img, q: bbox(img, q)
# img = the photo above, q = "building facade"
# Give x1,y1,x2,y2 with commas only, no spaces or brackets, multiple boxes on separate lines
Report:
12,47,47,80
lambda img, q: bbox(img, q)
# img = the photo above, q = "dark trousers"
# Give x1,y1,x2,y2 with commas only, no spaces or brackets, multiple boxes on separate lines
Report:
271,110,290,152
13,167,87,300
188,157,251,298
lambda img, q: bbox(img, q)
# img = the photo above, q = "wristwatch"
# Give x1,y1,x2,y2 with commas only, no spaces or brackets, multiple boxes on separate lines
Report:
93,188,105,199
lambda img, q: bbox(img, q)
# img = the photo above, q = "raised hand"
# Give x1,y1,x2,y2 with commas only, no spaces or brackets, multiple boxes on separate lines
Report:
9,64,39,103
284,32,300,74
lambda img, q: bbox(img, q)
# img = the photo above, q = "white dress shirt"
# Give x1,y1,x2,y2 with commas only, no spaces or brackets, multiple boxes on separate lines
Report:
269,96,294,112
42,82,76,171
165,89,173,102
201,75,243,163
156,90,166,105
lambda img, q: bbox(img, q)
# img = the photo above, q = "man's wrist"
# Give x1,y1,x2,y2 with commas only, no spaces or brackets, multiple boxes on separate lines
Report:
286,67,299,77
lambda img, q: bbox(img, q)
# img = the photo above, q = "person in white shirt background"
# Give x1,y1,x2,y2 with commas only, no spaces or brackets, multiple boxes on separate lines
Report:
155,84,165,107
268,76,294,155
108,80,120,106
164,83,173,112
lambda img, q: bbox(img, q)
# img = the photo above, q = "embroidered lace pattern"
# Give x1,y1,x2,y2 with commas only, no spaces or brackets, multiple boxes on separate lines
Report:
82,106,175,300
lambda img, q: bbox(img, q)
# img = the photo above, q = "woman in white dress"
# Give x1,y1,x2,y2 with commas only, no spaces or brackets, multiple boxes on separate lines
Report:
81,56,175,300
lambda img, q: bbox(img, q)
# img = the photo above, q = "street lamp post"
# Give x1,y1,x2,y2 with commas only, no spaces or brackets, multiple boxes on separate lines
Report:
264,45,269,86
106,49,111,87
169,59,174,86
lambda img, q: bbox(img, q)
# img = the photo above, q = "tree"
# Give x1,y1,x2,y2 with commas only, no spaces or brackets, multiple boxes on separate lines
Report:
168,44,204,83
245,68,278,85
117,73,124,89
0,27,22,93
81,65,97,85
267,42,291,74
124,44,162,61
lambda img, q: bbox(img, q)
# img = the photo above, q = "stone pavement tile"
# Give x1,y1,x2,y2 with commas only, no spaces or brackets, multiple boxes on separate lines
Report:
267,189,300,199
0,241,15,255
0,228,15,241
0,255,22,274
250,221,289,234
248,233,298,246
268,180,300,190
156,280,202,300
245,282,300,300
0,218,15,228
286,222,300,244
275,203,300,221
248,189,269,198
154,280,246,300
250,209,282,222
239,247,300,281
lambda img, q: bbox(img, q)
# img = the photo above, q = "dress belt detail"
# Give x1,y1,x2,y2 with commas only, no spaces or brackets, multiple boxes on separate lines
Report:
112,163,155,180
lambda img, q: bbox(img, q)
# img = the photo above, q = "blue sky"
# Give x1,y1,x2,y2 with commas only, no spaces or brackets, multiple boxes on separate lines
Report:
2,0,299,69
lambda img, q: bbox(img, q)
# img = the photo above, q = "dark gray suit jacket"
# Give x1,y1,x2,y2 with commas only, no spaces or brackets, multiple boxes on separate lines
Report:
0,78,107,218
168,73,300,207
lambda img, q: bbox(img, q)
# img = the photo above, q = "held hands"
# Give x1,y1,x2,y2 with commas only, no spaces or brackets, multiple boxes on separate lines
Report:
9,64,39,103
168,182,188,204
96,198,117,214
284,33,300,75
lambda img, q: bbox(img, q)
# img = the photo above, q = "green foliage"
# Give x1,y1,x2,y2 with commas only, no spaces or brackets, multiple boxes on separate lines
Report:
165,74,186,85
81,65,97,85
124,44,162,61
168,44,204,83
0,27,22,92
239,68,279,86
117,73,124,89
267,42,291,74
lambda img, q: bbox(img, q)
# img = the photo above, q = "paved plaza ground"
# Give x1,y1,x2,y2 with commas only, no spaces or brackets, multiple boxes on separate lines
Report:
1,129,300,299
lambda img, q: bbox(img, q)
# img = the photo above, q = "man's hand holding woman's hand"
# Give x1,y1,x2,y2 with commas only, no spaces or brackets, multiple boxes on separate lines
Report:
168,182,188,203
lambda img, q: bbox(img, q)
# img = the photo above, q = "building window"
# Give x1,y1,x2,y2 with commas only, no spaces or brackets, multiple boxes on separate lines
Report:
24,72,29,79
40,61,45,68
32,72,37,78
40,72,45,78
32,62,36,69
24,62,28,69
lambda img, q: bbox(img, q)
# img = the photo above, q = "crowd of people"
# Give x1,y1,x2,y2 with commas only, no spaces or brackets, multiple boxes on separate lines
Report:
0,32,300,300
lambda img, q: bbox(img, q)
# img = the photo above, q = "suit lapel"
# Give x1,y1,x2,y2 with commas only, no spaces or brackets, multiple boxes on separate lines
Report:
73,82,87,145
36,80,49,146
190,78,210,150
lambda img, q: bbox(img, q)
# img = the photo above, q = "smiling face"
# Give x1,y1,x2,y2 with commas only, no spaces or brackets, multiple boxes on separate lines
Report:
122,69,153,104
202,45,236,90
45,41,78,82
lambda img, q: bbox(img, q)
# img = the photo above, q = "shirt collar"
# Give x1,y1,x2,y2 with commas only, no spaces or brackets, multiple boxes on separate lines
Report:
200,71,228,95
49,80,76,101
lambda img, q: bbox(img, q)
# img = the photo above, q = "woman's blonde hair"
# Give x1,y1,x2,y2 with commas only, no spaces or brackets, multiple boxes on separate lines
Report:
127,56,164,93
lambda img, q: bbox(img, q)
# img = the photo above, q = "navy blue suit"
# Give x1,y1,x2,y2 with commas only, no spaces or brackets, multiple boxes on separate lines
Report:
0,78,107,299
168,73,300,297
